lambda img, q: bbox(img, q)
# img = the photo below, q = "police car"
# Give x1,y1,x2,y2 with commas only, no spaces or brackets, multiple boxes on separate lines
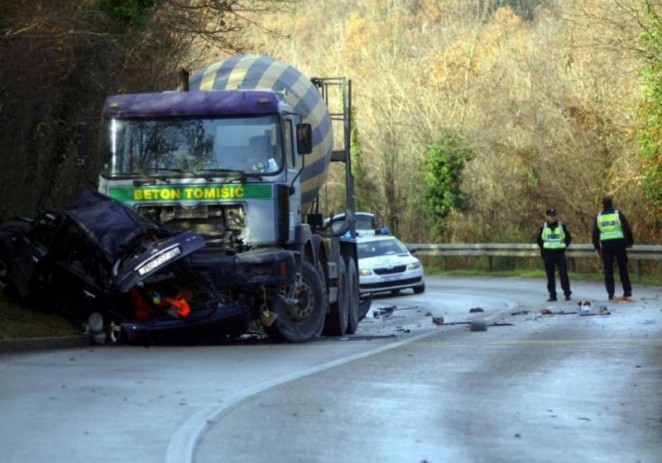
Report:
357,233,425,296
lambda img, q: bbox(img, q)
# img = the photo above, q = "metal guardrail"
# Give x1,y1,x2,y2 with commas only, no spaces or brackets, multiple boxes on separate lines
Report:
404,243,662,274
405,243,662,260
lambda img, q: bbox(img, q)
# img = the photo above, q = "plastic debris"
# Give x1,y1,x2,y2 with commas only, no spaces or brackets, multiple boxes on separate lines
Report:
469,320,487,332
511,310,530,316
578,300,591,315
373,305,396,319
432,316,445,326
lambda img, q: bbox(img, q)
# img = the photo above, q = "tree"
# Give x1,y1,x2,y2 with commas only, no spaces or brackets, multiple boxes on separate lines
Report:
421,133,471,240
638,0,662,220
0,0,293,218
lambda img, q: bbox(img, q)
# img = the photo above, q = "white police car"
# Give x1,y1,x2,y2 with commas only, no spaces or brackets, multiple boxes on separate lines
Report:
357,234,425,295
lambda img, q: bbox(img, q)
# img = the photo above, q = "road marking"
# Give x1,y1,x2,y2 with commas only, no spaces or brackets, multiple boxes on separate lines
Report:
165,329,441,463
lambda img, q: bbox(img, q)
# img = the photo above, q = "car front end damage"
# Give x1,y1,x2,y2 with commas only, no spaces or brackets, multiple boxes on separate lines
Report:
0,190,252,345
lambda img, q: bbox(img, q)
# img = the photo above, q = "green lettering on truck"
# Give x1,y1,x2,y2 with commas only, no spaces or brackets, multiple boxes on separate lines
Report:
108,184,271,202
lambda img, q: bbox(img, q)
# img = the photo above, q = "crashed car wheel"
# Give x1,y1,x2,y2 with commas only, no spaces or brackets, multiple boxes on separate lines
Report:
88,313,126,345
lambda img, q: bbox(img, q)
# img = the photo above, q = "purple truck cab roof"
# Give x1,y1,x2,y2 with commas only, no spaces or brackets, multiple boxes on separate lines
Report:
102,90,281,119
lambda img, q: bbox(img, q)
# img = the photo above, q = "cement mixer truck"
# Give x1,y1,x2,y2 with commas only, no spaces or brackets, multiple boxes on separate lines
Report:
84,55,368,342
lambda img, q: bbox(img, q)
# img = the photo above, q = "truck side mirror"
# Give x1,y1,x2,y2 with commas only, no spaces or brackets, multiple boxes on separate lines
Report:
76,122,90,168
296,123,312,155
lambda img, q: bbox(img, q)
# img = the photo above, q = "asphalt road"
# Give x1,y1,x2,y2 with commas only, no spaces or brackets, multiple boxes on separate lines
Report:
0,276,660,463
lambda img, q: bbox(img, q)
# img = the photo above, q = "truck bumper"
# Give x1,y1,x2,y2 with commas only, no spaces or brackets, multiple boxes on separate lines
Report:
191,248,299,289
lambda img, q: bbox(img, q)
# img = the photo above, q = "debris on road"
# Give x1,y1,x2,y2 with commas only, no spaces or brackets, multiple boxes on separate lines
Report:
612,296,636,303
469,307,485,313
511,310,530,316
577,300,592,314
372,305,396,318
469,320,487,332
431,318,513,330
432,316,445,325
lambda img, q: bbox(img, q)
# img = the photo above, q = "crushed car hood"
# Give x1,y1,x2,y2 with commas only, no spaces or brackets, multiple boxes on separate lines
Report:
66,190,205,292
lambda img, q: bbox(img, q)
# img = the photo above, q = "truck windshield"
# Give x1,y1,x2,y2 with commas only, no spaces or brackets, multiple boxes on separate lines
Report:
100,115,283,177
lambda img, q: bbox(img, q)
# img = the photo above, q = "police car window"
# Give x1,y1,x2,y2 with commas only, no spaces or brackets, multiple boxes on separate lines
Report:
358,242,376,259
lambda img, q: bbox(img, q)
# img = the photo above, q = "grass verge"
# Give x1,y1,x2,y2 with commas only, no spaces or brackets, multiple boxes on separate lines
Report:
0,291,81,341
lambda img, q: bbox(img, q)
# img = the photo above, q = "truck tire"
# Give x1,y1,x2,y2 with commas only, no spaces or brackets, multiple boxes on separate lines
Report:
265,260,326,343
323,258,348,336
345,257,360,335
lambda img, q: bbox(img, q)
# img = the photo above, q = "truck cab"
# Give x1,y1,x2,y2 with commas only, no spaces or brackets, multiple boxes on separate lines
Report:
98,90,306,249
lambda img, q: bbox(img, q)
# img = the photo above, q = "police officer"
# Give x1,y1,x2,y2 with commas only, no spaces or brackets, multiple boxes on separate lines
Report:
592,195,634,301
537,208,572,302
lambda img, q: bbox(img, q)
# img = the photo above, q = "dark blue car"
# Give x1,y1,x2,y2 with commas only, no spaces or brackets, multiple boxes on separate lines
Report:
0,190,249,345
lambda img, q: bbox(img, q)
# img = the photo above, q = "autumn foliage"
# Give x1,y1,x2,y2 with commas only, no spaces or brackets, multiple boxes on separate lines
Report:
1,0,661,245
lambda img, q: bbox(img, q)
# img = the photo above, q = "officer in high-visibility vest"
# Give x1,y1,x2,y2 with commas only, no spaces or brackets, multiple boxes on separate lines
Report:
592,195,634,301
536,208,573,302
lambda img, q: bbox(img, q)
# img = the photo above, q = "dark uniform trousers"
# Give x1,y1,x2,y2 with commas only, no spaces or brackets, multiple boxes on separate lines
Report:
544,252,571,298
602,246,632,299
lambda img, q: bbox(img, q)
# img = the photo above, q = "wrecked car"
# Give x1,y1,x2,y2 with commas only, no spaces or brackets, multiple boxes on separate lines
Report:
0,190,249,345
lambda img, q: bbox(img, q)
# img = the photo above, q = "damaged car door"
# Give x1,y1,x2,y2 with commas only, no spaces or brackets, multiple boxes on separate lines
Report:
8,212,61,300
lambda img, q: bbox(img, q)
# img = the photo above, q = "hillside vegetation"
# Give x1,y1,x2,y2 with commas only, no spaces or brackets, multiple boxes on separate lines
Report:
1,0,661,245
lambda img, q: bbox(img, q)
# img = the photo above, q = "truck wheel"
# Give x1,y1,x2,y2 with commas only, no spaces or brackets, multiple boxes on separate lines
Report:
345,257,360,335
323,258,348,336
265,260,326,343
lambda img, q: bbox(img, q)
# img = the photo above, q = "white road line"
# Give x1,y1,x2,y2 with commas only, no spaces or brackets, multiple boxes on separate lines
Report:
165,329,439,463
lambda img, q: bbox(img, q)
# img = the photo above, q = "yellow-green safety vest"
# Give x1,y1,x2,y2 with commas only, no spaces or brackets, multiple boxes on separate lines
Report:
542,223,567,249
597,211,624,241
